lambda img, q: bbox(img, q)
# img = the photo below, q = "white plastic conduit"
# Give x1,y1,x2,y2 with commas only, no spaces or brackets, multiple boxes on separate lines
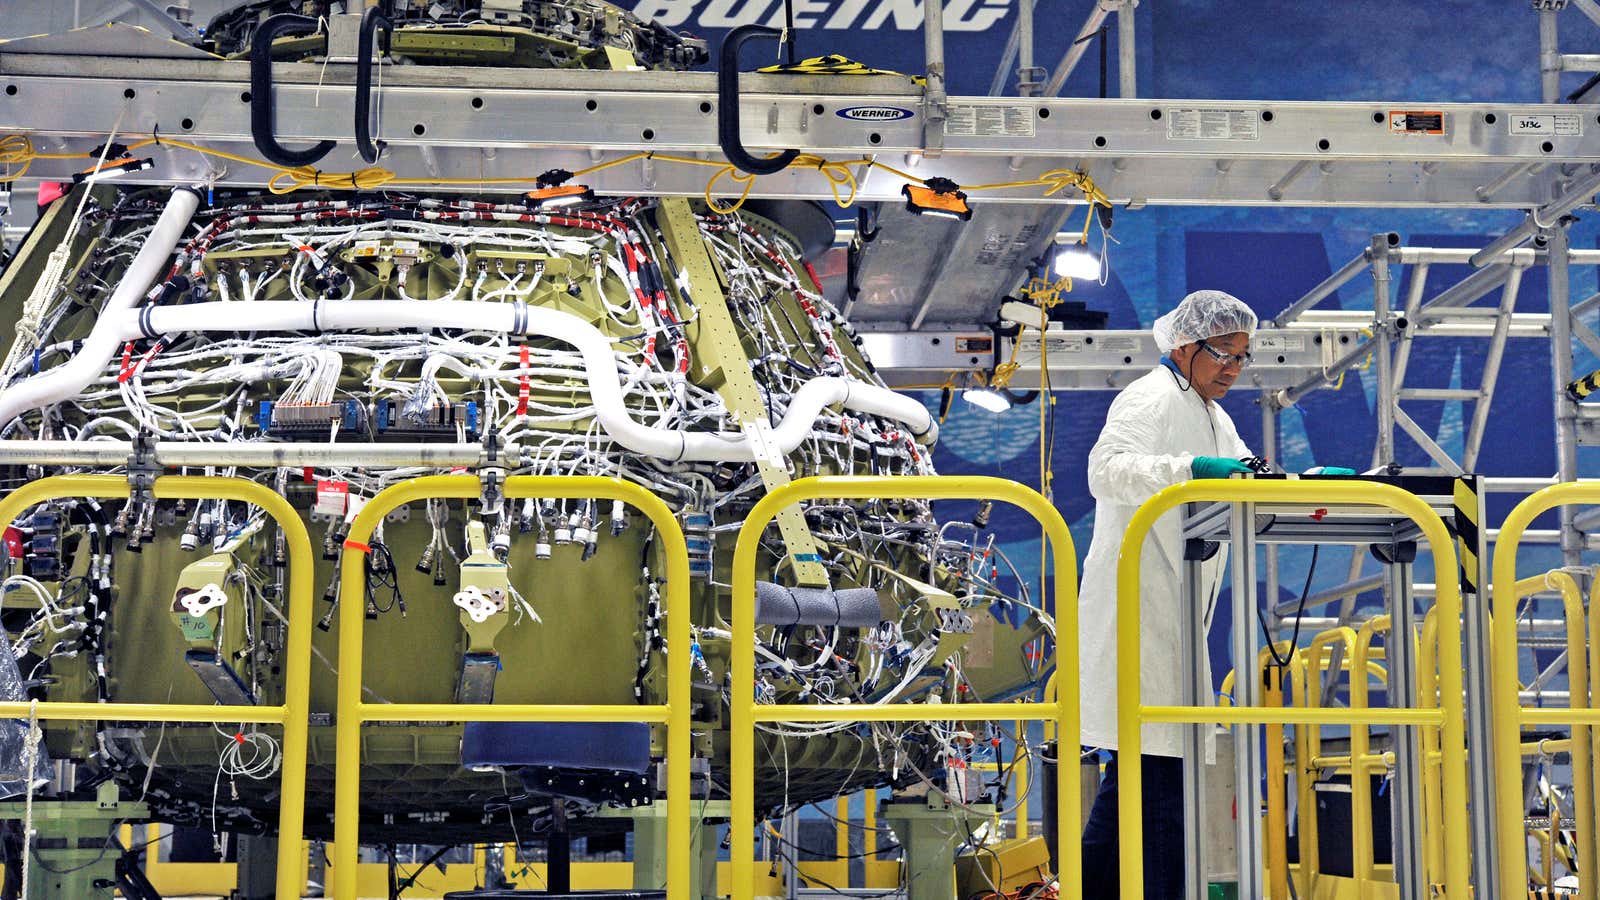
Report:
0,187,202,427
67,299,936,463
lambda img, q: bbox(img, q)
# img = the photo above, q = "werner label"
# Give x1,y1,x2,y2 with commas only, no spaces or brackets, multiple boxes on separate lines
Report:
837,106,915,122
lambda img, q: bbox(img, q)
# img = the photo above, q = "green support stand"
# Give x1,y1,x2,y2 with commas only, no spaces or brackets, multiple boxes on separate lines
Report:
881,795,995,900
616,799,728,899
0,782,148,900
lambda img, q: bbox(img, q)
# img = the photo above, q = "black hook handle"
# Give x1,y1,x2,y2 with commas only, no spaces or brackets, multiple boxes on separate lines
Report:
717,25,800,177
250,13,337,168
355,7,394,164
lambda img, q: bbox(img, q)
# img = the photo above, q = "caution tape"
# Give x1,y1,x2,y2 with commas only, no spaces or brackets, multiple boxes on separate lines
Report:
757,54,926,84
1565,367,1600,401
1452,476,1481,595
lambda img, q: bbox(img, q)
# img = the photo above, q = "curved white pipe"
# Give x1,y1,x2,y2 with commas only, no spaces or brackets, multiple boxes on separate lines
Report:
0,187,201,427
106,299,936,463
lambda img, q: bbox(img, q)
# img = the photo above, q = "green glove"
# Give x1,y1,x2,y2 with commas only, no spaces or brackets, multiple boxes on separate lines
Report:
1305,466,1358,476
1191,456,1252,479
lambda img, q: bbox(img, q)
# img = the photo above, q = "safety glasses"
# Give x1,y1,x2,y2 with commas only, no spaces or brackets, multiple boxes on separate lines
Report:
1197,339,1251,369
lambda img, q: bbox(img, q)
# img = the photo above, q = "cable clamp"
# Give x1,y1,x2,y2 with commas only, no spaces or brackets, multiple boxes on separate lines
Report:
126,430,161,503
479,426,506,510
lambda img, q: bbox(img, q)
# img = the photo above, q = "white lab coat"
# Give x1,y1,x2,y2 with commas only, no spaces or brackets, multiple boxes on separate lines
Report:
1077,363,1253,759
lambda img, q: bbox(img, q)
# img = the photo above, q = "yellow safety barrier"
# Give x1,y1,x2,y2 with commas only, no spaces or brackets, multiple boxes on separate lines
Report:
1291,633,1392,896
0,474,315,900
729,475,1080,900
1115,479,1469,900
1489,497,1600,900
1513,571,1596,900
331,475,692,900
1493,487,1600,900
1221,641,1294,900
1347,616,1395,892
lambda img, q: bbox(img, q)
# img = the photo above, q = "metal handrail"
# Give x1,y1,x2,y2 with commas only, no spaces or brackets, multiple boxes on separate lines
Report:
1115,478,1469,900
729,475,1080,900
0,474,315,900
329,475,692,900
1493,485,1600,900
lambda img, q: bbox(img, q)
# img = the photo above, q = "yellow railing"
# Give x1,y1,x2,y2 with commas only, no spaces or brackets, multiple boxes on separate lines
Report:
330,475,692,900
1493,486,1600,900
1220,641,1295,899
1276,629,1394,896
1512,570,1596,900
1115,479,1469,900
0,474,315,900
729,475,1080,900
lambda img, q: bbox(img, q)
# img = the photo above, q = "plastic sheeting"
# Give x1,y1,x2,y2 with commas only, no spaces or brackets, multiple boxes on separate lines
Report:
0,634,50,799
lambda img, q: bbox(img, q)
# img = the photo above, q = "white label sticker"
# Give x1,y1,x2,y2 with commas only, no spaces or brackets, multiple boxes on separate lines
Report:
1097,336,1142,353
1167,108,1261,141
1253,334,1306,353
314,479,349,516
1019,335,1088,354
945,104,1037,138
1510,113,1582,136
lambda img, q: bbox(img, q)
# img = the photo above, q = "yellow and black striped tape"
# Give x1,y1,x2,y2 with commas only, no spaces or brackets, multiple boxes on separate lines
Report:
758,54,927,84
1565,367,1600,401
1453,476,1480,595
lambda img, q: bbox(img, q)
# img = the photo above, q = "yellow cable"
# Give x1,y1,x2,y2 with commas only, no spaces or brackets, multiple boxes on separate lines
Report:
4,130,1115,217
0,134,88,180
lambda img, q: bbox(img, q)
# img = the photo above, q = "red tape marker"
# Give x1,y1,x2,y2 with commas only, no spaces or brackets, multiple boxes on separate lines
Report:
342,539,372,554
516,345,531,416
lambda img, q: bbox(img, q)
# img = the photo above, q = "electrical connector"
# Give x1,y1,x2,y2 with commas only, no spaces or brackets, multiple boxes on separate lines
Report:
490,521,511,559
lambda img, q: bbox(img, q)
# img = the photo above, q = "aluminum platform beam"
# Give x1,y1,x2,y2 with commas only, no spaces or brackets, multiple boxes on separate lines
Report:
0,53,1598,206
865,325,1367,389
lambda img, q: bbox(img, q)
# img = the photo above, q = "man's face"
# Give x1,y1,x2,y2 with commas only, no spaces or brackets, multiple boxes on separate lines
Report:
1171,332,1250,402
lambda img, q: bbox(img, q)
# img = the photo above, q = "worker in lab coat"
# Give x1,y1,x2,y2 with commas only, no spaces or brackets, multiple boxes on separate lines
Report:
1077,290,1258,897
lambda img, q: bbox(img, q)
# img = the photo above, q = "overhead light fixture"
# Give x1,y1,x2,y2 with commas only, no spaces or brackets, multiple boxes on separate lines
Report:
902,176,971,222
525,168,595,210
1053,236,1101,280
961,387,1011,413
72,156,154,184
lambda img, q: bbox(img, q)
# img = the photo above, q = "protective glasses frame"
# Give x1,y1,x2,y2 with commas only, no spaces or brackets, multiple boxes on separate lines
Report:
1196,339,1252,369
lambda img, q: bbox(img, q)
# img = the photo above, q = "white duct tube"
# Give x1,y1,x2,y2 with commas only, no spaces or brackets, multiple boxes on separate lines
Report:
98,299,937,463
0,187,201,427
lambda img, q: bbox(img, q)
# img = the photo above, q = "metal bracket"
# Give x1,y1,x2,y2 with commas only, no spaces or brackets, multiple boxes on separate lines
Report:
1370,539,1419,566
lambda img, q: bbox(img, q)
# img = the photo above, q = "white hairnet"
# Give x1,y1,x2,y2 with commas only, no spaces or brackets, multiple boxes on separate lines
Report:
1152,290,1258,353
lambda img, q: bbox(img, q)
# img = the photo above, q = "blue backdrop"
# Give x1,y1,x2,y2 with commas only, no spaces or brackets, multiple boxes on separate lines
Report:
628,0,1599,685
